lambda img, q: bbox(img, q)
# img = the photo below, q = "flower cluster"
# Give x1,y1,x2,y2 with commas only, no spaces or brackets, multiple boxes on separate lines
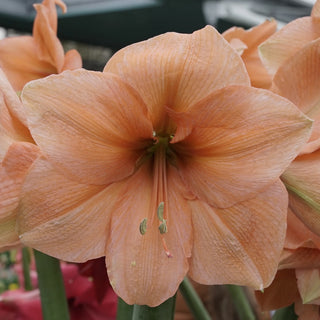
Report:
0,0,319,316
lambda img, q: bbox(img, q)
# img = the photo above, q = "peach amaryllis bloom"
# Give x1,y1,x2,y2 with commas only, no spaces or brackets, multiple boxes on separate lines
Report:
269,38,320,236
256,211,320,320
18,26,312,306
0,0,82,92
259,0,320,77
223,19,277,89
0,69,40,250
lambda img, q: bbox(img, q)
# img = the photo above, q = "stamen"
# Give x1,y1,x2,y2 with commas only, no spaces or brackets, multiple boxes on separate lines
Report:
149,135,174,258
139,218,147,235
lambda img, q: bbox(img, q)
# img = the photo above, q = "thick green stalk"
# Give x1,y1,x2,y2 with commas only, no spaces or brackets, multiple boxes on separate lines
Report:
131,295,176,320
224,285,256,320
272,304,298,320
22,247,32,291
117,298,134,320
179,277,211,320
34,250,70,320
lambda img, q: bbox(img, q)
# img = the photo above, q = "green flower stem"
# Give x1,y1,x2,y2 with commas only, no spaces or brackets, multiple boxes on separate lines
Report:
272,304,297,320
117,298,134,320
22,247,32,291
224,285,256,320
179,277,211,320
132,294,176,320
34,250,70,320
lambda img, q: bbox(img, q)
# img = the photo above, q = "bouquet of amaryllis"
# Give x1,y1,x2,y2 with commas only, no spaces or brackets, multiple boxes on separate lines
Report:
0,0,319,319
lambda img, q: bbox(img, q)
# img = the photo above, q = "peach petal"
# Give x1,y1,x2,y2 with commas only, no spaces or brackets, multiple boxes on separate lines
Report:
312,0,320,18
62,49,82,71
223,19,277,52
105,164,192,306
21,69,153,185
104,25,249,131
227,38,247,55
282,150,320,236
259,17,320,75
0,37,57,91
295,300,320,320
33,0,65,70
286,210,320,250
273,38,320,147
0,69,31,131
0,142,39,249
279,248,320,270
244,57,273,89
188,180,287,290
255,269,299,311
174,85,312,208
296,269,320,304
17,157,109,262
223,19,277,88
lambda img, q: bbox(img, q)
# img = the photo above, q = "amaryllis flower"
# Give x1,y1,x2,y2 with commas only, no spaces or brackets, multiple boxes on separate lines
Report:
223,19,277,89
0,0,82,91
17,26,311,306
259,0,320,76
0,69,40,250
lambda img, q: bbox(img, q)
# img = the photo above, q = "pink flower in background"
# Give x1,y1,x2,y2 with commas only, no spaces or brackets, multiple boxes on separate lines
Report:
0,261,117,320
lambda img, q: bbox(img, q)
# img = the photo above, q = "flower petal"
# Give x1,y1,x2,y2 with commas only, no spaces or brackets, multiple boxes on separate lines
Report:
0,142,39,250
279,248,320,270
175,85,312,208
282,150,320,236
296,269,320,304
223,19,277,88
0,68,31,130
21,69,153,185
312,0,320,18
33,0,65,71
17,157,108,262
104,25,249,131
255,269,299,311
188,180,287,290
295,300,320,320
259,17,320,75
105,163,192,306
285,210,320,250
0,37,57,91
273,38,320,149
223,19,277,52
62,49,82,71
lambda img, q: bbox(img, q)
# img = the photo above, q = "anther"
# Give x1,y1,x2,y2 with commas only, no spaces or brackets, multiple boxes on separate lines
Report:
139,218,147,235
159,220,168,234
157,202,164,222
